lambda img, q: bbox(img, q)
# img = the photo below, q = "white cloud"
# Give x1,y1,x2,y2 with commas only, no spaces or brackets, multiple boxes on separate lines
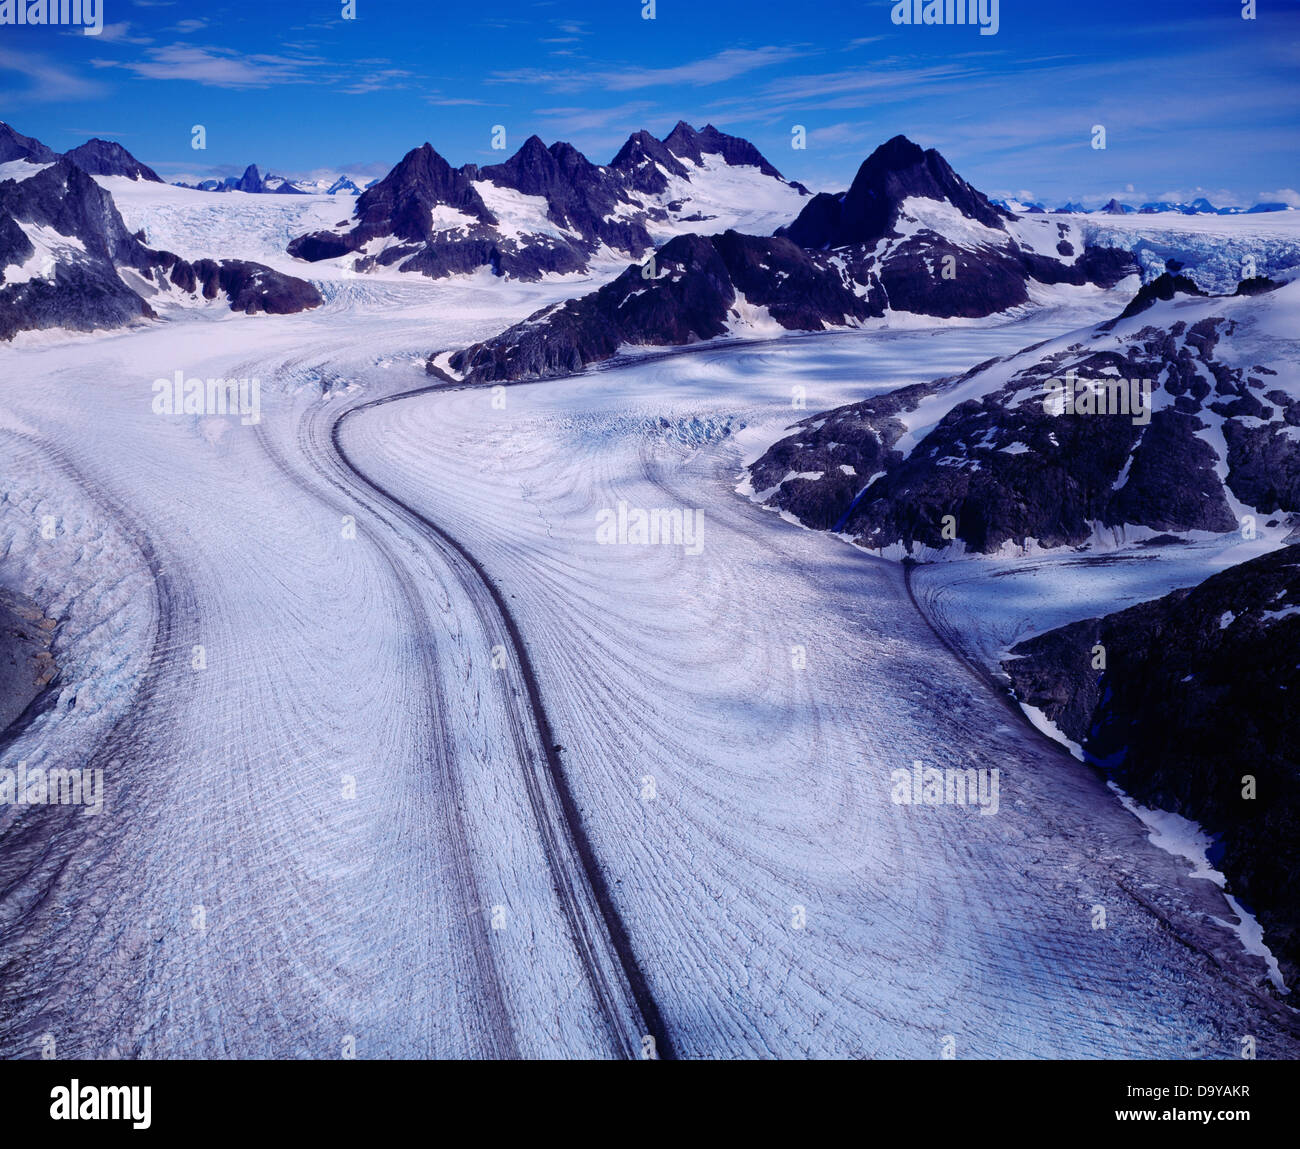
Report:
1258,188,1300,207
92,43,323,88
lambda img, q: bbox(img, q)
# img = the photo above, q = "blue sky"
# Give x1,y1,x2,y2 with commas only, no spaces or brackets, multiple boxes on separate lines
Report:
2,0,1297,206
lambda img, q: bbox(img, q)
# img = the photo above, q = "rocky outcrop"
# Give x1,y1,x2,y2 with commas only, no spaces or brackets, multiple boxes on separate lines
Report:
748,280,1299,553
438,230,882,383
1002,544,1300,985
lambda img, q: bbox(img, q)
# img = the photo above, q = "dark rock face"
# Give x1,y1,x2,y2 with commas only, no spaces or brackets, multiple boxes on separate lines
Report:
0,155,320,339
662,121,797,185
0,159,157,339
609,129,690,195
440,230,883,383
235,164,267,193
749,291,1290,553
156,256,322,315
747,384,931,530
1223,420,1300,514
0,121,58,164
868,232,1033,318
480,135,651,256
356,145,495,239
63,139,162,182
1002,544,1300,985
0,587,56,735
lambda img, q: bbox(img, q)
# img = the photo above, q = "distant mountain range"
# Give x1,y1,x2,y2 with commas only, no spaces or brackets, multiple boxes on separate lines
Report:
994,195,1294,216
287,120,811,280
3,115,1297,346
174,164,375,196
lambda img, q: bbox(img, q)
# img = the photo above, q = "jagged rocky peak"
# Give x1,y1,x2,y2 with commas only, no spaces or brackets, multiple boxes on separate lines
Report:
63,138,162,182
781,133,1007,248
480,134,649,253
0,121,58,164
609,129,690,194
480,133,558,192
480,134,603,208
662,121,788,181
357,142,496,233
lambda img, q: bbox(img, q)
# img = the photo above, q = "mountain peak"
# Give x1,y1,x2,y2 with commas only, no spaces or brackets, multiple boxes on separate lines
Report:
781,134,1004,248
353,142,496,239
0,121,58,164
662,121,788,181
866,134,926,170
610,129,689,193
64,138,162,182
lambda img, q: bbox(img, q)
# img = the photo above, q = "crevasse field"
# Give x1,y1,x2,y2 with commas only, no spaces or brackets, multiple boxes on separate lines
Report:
1,184,1297,1058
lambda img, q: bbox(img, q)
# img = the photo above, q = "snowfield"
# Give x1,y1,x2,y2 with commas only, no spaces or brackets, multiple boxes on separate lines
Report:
3,198,1300,1056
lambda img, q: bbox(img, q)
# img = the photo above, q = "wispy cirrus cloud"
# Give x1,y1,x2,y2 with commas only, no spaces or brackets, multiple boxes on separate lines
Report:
426,96,492,107
532,100,658,135
342,67,416,95
0,46,109,103
66,22,154,44
91,43,324,88
491,45,808,93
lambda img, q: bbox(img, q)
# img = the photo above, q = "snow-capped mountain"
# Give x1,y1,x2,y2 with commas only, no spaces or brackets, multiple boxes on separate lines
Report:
437,135,1145,381
176,164,307,195
0,128,322,341
286,122,810,280
776,135,1138,318
176,167,375,196
747,272,1300,555
999,193,1295,216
